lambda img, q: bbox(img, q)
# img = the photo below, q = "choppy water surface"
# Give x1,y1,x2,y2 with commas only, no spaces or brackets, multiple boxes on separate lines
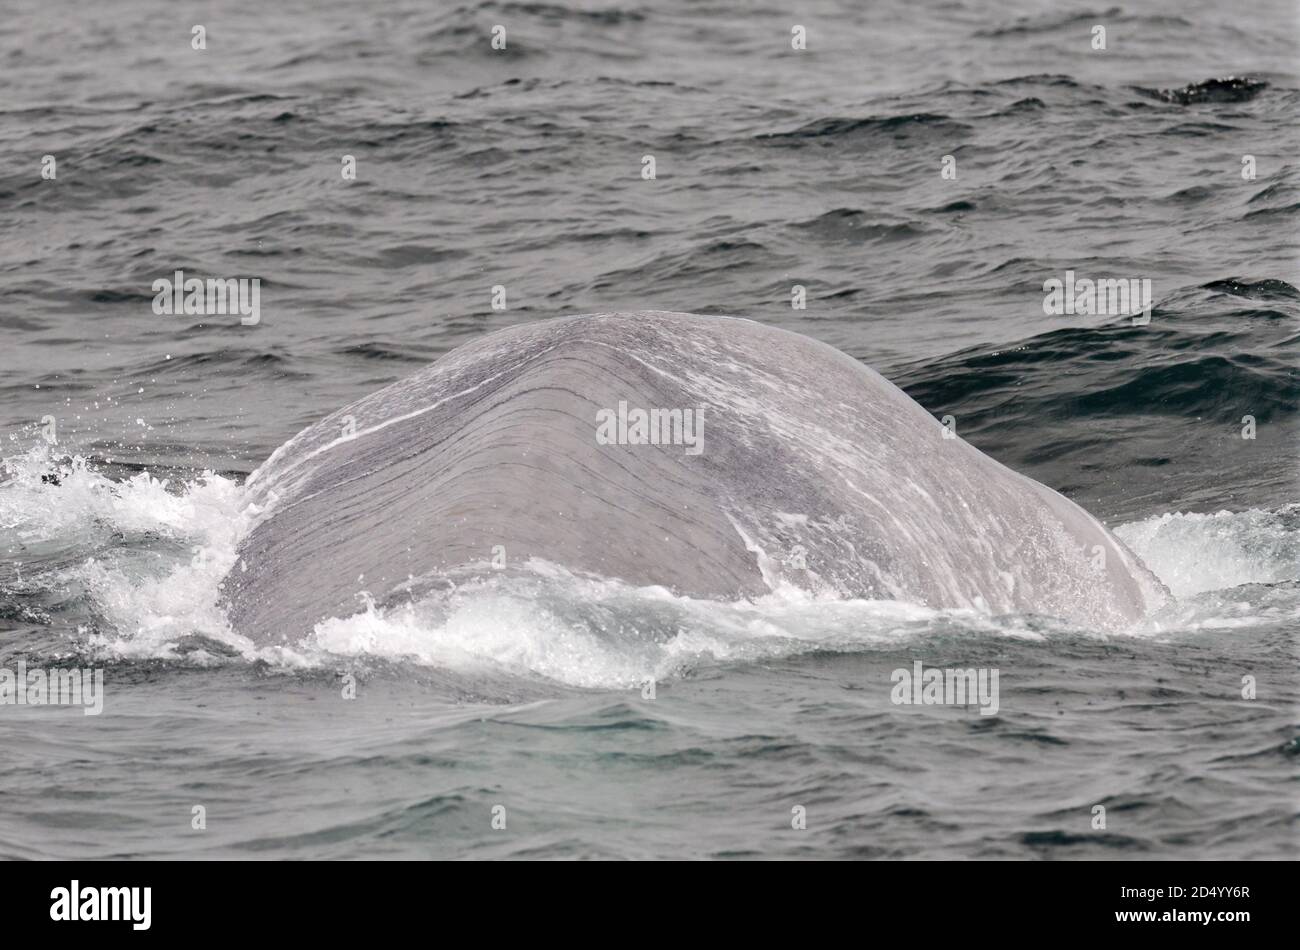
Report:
0,0,1297,858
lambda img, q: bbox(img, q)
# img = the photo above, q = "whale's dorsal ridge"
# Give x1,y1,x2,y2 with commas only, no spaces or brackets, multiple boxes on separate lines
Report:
223,311,1166,642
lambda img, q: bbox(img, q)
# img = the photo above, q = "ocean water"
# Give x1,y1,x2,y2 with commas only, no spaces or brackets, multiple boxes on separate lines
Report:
1,0,1297,859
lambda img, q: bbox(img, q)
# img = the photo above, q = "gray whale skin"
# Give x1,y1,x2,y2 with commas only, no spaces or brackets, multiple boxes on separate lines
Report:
222,311,1167,641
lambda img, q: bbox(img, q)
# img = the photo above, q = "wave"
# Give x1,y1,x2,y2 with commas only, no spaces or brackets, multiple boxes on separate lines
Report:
898,328,1300,426
1131,77,1269,105
1115,506,1300,598
794,209,932,243
974,8,1192,39
758,113,971,145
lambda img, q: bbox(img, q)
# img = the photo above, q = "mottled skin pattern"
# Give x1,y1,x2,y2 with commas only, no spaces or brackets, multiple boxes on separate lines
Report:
221,312,1167,643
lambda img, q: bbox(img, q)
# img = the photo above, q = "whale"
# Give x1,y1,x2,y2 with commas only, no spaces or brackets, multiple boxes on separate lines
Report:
220,310,1167,642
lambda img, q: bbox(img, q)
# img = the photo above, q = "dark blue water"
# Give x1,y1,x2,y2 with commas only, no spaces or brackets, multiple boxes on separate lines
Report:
0,0,1296,859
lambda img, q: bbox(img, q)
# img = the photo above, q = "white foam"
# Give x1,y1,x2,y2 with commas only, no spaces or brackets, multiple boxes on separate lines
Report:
1,445,254,658
300,563,1007,689
4,444,1296,683
1115,505,1299,598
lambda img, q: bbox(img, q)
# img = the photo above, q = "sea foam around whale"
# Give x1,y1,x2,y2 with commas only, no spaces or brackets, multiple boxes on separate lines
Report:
2,446,1294,691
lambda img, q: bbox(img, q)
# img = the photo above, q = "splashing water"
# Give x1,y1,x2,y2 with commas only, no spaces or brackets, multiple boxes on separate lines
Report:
2,447,1295,689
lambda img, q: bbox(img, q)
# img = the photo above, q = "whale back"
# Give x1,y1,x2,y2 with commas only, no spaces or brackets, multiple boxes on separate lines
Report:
222,311,1165,642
